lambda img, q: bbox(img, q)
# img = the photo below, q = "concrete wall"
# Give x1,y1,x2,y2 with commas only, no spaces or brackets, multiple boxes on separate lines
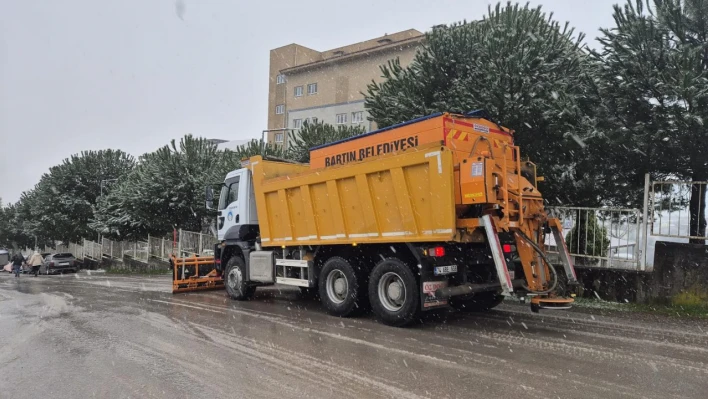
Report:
97,256,170,273
650,241,708,305
572,241,708,305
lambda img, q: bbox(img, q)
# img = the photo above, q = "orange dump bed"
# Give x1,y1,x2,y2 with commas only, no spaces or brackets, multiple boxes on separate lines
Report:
309,112,515,170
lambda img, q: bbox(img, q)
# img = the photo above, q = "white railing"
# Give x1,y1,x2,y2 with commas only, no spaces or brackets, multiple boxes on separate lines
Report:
546,206,642,270
41,230,215,265
177,230,215,258
650,180,708,241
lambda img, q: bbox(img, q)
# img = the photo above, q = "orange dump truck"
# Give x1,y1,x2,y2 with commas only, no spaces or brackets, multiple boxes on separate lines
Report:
192,111,576,326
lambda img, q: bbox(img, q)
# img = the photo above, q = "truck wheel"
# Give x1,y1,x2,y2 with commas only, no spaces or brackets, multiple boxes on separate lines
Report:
225,256,255,301
318,257,367,317
369,258,419,327
450,292,504,312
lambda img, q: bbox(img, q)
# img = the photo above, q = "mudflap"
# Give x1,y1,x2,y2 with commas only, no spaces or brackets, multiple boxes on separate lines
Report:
407,243,450,311
419,258,450,311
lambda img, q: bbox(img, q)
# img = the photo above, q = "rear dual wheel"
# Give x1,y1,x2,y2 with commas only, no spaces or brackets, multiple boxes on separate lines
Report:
368,258,420,327
318,257,368,317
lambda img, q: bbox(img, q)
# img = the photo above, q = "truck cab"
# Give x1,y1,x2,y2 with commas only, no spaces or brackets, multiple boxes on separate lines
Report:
216,168,258,243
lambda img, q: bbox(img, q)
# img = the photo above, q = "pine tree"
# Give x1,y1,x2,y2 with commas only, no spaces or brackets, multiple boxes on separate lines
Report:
364,2,600,206
233,139,286,160
566,213,611,257
287,120,365,163
19,149,135,243
593,0,708,241
91,135,241,239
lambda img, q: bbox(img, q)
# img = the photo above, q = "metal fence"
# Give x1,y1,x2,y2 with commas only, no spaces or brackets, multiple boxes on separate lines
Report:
178,230,215,258
35,230,216,265
148,236,174,262
650,180,708,241
546,206,642,270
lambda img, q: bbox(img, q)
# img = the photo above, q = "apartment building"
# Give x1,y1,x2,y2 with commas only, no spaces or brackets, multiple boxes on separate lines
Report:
266,29,424,147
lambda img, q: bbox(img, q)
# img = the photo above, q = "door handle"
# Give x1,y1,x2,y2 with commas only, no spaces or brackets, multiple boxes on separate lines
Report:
236,215,240,224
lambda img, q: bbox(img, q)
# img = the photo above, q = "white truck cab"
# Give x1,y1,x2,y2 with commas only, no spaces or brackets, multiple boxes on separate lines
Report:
215,168,258,242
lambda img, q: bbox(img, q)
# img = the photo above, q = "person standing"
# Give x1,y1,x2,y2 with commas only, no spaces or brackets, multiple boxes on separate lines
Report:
11,251,25,278
27,251,44,277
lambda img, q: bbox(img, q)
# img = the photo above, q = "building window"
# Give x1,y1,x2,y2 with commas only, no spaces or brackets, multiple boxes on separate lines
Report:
351,111,364,123
275,104,284,115
307,83,318,95
336,113,347,124
311,117,318,124
293,119,302,129
274,133,284,143
294,86,303,97
276,74,285,84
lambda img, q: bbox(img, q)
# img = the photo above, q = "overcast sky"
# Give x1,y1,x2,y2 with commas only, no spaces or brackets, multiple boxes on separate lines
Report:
0,0,621,204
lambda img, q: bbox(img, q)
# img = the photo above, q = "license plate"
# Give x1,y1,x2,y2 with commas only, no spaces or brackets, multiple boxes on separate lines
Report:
59,262,69,266
434,265,457,276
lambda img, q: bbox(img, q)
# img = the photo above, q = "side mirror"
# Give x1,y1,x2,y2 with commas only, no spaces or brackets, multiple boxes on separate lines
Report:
205,186,214,210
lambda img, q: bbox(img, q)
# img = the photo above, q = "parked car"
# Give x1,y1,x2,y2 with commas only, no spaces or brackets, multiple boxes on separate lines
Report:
1,249,11,273
21,252,53,274
42,253,78,274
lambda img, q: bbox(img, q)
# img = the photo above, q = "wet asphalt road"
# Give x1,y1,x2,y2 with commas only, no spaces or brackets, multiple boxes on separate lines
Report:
1,272,707,399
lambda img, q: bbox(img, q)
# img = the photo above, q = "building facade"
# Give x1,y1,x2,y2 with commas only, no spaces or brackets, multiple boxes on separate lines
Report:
266,29,424,148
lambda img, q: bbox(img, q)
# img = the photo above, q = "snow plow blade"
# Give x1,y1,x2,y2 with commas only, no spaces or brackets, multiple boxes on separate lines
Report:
530,296,574,312
171,255,224,294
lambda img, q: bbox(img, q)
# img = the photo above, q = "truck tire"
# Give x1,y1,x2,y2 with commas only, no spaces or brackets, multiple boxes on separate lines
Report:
318,257,367,317
225,256,255,301
450,292,504,312
369,258,419,327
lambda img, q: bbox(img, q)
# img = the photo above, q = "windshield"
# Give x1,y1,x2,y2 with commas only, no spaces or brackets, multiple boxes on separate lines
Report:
218,177,239,210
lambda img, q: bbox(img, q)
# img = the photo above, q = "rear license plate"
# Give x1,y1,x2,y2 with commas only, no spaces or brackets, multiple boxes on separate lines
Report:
434,265,457,276
59,262,69,266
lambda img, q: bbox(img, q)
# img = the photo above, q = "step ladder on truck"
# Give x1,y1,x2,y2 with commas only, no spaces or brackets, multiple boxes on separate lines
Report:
172,110,578,325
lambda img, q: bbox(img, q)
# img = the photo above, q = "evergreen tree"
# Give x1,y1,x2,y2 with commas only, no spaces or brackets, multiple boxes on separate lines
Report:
92,135,241,239
233,139,286,160
566,212,611,257
593,0,708,241
287,121,365,163
365,2,601,206
23,149,135,243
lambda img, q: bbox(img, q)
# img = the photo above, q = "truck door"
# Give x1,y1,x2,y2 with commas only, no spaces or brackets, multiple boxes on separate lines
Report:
217,169,258,242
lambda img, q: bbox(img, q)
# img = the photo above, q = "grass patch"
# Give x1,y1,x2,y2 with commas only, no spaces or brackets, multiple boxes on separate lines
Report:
105,268,171,276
